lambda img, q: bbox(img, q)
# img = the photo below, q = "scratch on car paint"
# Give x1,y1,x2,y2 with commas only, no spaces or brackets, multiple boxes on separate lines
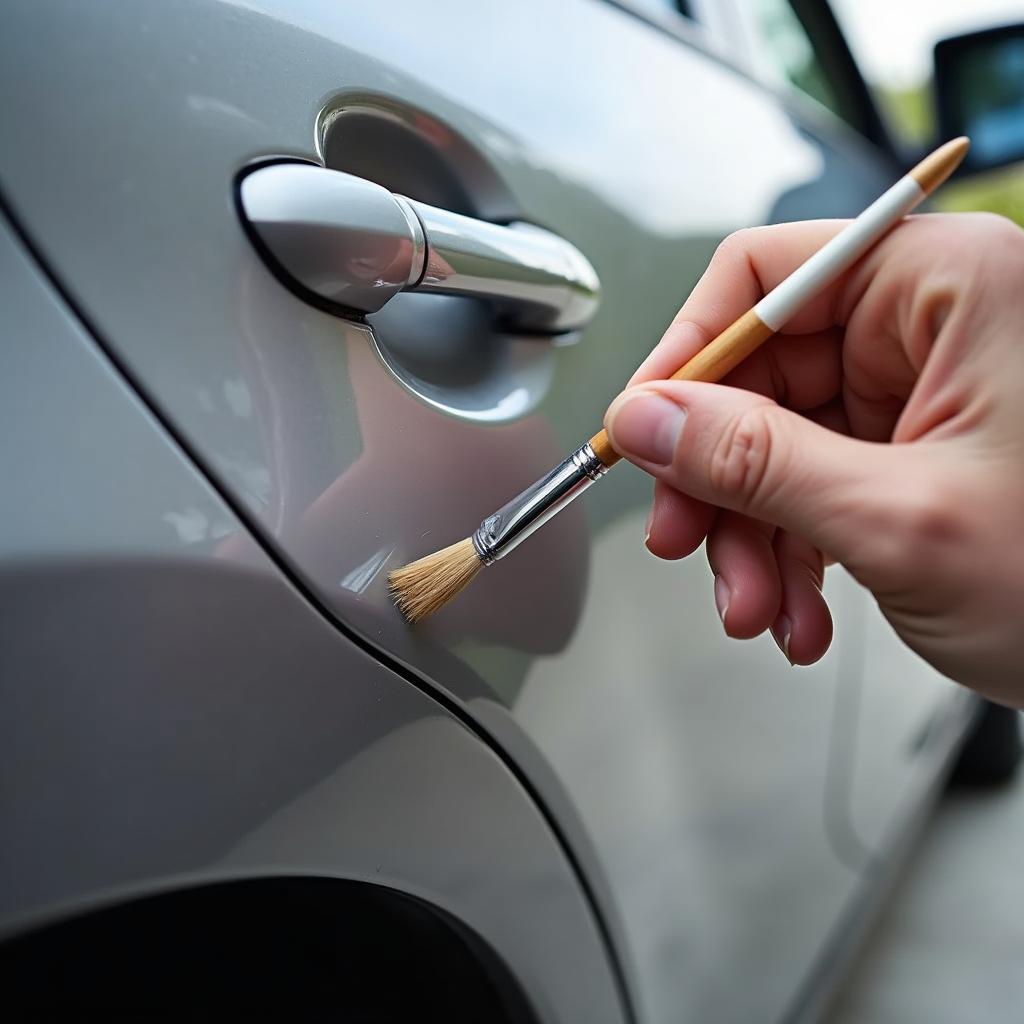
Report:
339,545,396,593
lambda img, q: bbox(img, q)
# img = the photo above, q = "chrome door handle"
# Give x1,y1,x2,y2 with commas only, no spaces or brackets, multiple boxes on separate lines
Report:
239,162,600,333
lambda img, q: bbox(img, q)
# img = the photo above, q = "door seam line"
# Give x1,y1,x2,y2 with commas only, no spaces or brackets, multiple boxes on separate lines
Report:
0,186,638,1024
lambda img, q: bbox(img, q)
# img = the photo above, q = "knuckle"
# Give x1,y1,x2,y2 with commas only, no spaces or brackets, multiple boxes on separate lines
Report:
903,214,1024,345
708,404,785,508
711,227,760,267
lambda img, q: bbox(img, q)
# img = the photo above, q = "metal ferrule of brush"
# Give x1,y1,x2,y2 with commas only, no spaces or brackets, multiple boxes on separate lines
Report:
471,443,609,565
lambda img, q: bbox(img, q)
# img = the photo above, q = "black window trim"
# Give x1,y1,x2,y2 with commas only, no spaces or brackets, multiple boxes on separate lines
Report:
788,0,897,157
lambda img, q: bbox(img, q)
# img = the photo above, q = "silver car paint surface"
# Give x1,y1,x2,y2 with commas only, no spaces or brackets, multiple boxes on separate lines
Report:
0,215,625,1024
0,1,967,1020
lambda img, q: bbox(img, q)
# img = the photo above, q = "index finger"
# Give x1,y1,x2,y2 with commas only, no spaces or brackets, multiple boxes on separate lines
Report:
629,220,851,387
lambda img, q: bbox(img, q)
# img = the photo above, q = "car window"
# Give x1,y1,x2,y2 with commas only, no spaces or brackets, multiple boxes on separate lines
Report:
830,0,1024,145
751,0,844,117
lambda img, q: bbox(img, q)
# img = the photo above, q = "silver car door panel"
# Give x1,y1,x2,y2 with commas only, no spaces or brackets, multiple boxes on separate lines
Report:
0,212,627,1024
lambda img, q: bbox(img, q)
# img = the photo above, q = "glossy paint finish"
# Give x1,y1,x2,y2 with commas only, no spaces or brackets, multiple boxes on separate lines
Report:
0,2,966,1020
0,215,626,1024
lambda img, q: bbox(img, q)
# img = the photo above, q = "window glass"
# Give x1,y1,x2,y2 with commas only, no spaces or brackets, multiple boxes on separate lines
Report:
830,0,1024,144
829,0,1024,227
752,0,843,117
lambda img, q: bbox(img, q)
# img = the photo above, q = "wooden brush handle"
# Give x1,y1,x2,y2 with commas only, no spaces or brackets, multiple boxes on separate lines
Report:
588,309,774,468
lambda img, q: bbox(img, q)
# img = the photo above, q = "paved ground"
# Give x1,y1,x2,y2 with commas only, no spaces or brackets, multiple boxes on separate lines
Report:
827,770,1024,1022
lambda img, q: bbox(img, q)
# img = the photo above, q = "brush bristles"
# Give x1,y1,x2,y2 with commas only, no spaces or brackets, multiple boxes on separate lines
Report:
388,537,484,623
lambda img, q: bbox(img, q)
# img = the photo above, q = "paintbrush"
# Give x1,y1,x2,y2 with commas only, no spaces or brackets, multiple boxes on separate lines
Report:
389,136,970,623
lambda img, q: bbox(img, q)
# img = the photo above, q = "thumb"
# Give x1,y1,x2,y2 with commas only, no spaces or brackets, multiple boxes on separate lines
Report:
604,380,909,567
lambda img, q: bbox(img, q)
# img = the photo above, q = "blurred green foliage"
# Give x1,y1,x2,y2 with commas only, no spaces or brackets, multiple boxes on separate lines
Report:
878,85,932,143
880,83,1024,226
939,165,1024,225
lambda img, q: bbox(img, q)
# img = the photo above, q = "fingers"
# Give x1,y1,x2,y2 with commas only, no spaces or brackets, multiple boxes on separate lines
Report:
644,439,830,662
618,219,965,669
699,514,831,663
721,328,844,411
629,319,709,388
772,531,832,665
642,479,834,664
630,221,853,389
645,479,715,560
706,512,781,640
605,379,910,570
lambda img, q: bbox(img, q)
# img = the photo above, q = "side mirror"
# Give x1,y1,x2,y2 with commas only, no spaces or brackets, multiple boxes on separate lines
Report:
934,24,1024,176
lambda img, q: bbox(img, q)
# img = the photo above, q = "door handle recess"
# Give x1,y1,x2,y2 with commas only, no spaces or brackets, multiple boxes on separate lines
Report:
239,162,600,333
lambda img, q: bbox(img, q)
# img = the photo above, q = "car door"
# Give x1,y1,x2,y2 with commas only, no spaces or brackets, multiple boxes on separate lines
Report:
0,1,922,1020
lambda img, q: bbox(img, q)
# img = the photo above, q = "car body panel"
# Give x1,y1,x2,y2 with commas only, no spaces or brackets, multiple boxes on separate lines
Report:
0,1,965,1019
0,214,625,1024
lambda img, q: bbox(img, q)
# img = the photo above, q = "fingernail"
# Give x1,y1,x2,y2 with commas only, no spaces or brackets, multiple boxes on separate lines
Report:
714,575,730,629
606,391,686,466
772,614,793,665
644,507,654,547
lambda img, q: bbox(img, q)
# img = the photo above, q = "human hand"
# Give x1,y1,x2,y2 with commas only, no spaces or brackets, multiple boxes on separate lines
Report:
603,213,1024,705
